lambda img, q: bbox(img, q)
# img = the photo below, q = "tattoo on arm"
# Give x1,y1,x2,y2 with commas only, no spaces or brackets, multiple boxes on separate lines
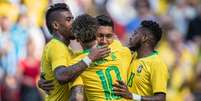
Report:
54,61,88,84
69,85,85,101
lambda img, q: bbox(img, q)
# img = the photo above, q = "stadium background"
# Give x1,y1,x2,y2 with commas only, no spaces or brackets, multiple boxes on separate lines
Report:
0,0,200,101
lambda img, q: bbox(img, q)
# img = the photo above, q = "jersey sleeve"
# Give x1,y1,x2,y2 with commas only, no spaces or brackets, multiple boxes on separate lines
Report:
150,60,168,94
49,43,70,71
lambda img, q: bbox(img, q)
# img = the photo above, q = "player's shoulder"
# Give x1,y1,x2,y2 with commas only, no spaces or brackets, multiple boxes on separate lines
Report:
149,54,167,69
117,46,131,56
48,39,69,51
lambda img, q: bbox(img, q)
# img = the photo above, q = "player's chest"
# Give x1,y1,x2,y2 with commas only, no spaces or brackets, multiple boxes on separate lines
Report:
128,62,150,85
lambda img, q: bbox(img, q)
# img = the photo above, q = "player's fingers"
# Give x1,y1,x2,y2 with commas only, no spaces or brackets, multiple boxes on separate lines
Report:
41,72,46,77
99,45,108,49
40,73,46,79
113,91,124,96
45,90,51,95
114,84,128,93
101,54,110,58
43,86,54,91
116,80,126,85
42,83,54,88
100,50,110,56
113,83,123,89
116,80,128,89
99,47,110,53
114,87,125,93
113,86,122,91
43,80,54,84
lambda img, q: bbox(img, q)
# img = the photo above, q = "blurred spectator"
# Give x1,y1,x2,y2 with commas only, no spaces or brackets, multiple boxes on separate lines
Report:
105,0,135,43
186,5,201,42
150,0,169,15
0,1,19,23
189,10,201,99
126,0,157,36
28,23,45,60
0,15,19,101
192,51,201,101
65,0,85,17
0,66,6,101
158,29,196,101
168,0,196,36
185,5,201,60
0,16,17,75
4,74,19,101
159,15,175,32
17,37,42,101
11,13,29,60
22,0,48,27
94,0,108,15
106,0,135,25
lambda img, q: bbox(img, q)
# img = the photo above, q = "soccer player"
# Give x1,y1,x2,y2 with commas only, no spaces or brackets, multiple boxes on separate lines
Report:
71,14,131,101
96,15,120,46
96,15,132,81
113,20,168,101
40,3,110,101
38,14,131,100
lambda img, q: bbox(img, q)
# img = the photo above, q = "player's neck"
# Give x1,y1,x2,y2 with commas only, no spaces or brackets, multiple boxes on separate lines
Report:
137,45,154,59
53,32,70,46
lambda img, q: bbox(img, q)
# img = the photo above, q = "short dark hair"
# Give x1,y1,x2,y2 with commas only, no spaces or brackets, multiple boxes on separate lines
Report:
45,3,70,34
72,14,98,43
141,20,162,45
96,15,114,29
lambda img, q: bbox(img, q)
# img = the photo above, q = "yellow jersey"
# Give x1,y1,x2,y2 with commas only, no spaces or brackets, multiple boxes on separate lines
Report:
127,51,168,96
70,41,131,101
41,38,83,101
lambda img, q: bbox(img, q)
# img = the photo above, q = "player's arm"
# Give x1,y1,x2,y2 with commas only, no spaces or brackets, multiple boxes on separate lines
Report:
54,45,110,84
69,85,85,101
113,80,166,101
138,93,165,101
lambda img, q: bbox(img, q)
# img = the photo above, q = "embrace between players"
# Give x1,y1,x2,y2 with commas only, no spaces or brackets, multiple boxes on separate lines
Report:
38,3,168,101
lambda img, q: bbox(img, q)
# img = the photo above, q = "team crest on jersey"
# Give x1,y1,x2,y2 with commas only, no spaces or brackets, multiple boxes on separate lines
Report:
137,65,143,73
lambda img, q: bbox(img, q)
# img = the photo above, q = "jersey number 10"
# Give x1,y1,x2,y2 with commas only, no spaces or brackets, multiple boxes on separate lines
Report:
96,65,122,100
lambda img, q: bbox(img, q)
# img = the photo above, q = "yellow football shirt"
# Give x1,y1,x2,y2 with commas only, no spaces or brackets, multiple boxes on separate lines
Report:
127,51,168,96
110,39,132,82
70,42,131,101
110,39,123,50
41,38,83,101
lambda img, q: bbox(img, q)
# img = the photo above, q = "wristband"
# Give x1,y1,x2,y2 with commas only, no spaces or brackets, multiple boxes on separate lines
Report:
82,56,92,67
132,93,142,101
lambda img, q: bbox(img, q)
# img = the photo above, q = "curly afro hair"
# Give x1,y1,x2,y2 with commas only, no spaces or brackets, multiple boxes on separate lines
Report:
72,14,98,43
141,20,163,43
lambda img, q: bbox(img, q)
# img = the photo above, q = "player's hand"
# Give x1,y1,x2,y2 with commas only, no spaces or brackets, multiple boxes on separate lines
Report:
113,80,132,99
38,73,54,95
88,45,110,61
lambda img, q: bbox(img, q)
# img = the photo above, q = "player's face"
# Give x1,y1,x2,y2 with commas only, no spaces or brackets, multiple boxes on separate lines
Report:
129,28,142,51
96,26,114,46
58,11,75,40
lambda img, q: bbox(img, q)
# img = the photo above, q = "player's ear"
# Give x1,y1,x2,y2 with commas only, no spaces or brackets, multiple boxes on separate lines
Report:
52,21,59,31
142,33,149,43
76,38,80,42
